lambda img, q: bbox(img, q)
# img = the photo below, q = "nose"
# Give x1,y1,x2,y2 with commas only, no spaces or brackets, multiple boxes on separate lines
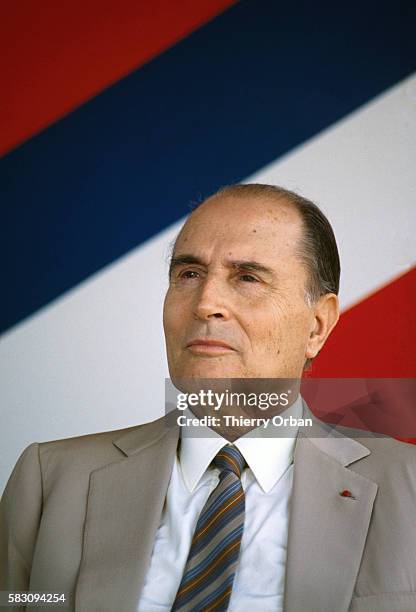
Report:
193,276,231,321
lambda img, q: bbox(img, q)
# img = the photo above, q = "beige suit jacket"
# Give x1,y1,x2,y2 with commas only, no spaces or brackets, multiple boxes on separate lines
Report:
1,407,416,612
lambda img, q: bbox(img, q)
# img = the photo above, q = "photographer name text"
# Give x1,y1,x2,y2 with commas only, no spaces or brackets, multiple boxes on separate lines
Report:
177,414,312,428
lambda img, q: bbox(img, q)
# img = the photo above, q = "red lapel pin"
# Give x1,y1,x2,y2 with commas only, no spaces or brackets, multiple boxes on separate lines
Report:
340,489,355,499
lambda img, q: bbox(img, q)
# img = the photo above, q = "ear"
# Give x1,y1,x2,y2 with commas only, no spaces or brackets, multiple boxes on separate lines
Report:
305,293,340,359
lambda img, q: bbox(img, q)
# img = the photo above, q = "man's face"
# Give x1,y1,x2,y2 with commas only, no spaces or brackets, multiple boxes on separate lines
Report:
163,195,317,380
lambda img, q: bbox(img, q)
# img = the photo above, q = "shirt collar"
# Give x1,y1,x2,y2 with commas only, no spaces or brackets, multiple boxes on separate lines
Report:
179,394,303,494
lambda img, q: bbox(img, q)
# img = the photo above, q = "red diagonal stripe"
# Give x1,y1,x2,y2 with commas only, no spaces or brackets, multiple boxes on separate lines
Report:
309,267,416,443
0,0,237,156
310,267,416,378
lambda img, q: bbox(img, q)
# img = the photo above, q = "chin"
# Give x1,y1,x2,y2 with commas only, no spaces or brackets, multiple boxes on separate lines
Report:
173,363,244,380
182,369,240,380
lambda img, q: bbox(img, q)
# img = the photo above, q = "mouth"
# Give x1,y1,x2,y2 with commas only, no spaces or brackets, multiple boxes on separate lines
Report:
186,338,236,356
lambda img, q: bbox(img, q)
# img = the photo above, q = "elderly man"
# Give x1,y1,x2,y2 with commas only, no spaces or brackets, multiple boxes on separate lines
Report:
1,184,416,612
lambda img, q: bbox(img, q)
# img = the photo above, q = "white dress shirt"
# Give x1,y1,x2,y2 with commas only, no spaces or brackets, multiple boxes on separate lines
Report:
137,397,302,611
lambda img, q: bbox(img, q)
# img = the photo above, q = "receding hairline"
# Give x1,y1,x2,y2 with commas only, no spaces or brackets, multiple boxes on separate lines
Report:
192,188,300,217
171,188,305,258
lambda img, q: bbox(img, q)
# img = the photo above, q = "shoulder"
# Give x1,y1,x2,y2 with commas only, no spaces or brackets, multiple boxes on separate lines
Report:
358,435,416,459
8,414,170,494
353,434,416,468
349,435,416,496
37,413,169,463
38,423,137,456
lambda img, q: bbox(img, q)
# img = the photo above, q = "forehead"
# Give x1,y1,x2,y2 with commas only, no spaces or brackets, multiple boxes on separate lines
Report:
174,195,303,263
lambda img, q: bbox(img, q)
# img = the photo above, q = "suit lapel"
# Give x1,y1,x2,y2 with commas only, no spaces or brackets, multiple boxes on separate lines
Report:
284,415,378,612
75,416,179,612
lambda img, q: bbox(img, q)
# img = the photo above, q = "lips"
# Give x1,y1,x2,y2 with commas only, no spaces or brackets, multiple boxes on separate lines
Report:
186,338,235,354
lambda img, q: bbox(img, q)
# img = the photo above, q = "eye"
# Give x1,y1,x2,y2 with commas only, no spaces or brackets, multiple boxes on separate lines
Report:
179,269,200,279
239,274,259,283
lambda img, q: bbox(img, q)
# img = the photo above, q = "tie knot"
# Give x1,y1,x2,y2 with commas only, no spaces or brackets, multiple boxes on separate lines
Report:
213,445,246,478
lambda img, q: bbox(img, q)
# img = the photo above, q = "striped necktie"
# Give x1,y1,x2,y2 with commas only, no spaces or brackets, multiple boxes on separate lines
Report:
172,445,246,611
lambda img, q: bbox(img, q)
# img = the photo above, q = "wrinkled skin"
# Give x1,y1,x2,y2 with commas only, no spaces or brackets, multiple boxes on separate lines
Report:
163,194,339,382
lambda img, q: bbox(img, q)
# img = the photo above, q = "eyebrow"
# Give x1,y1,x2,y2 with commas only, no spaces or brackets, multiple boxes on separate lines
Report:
169,254,274,277
231,260,273,276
